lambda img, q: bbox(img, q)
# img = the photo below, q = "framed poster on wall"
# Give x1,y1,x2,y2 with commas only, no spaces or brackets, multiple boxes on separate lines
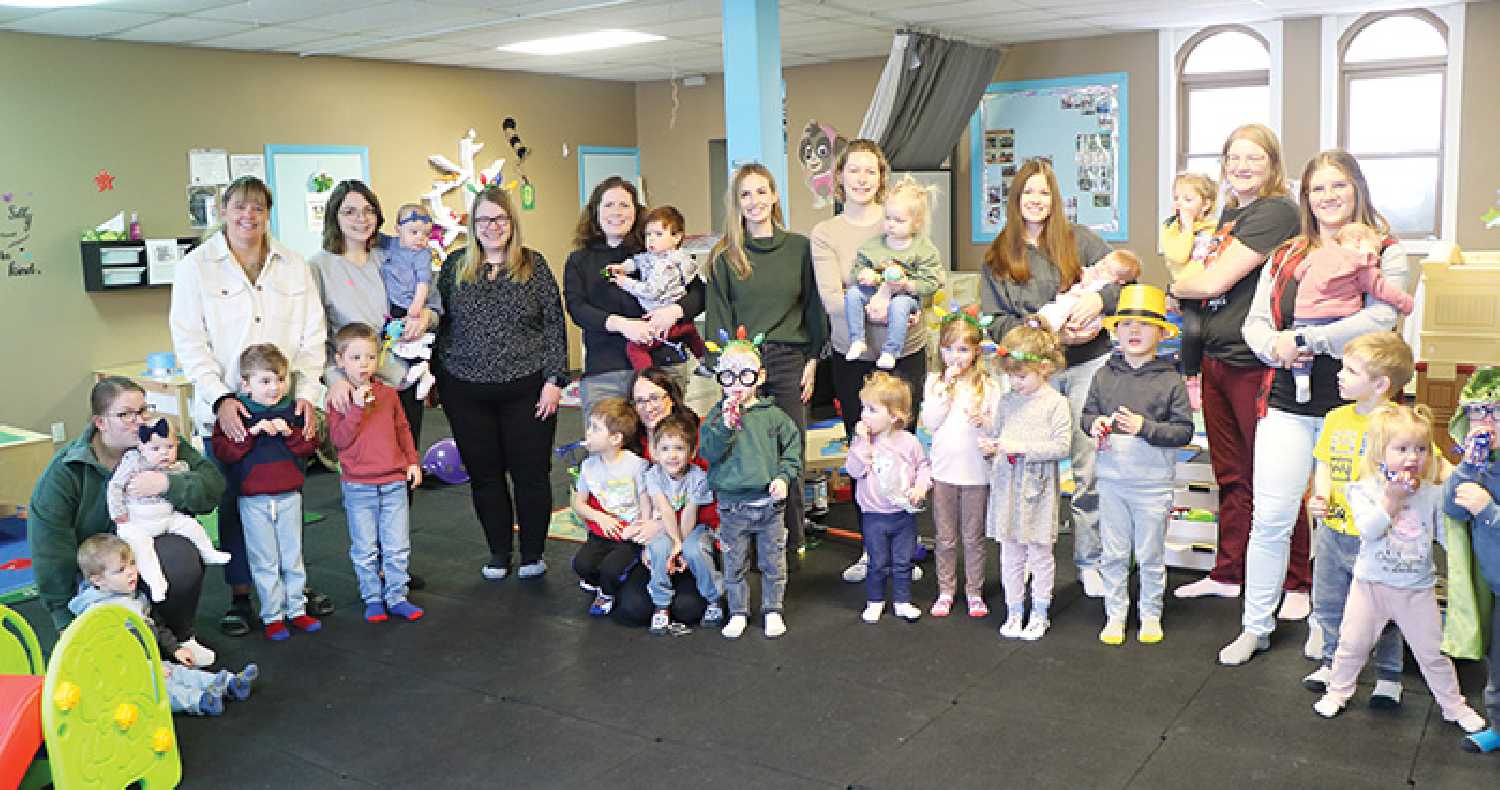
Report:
265,145,370,260
578,146,641,206
969,73,1128,243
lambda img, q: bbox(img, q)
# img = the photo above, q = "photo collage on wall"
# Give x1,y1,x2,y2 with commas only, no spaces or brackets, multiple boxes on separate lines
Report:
974,73,1126,242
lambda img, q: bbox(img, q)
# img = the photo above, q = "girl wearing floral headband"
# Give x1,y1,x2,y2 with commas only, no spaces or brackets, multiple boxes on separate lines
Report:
981,317,1071,640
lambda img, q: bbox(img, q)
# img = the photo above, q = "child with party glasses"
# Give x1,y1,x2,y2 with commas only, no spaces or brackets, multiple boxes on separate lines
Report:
1313,403,1485,734
700,329,802,639
982,317,1071,640
1443,368,1500,752
922,307,1002,618
843,176,943,370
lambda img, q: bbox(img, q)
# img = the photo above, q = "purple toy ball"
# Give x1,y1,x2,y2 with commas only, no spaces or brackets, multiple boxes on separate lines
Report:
422,438,469,485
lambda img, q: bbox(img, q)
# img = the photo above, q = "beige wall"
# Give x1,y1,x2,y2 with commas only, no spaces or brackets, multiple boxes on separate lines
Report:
0,32,634,436
635,57,885,236
1280,18,1324,179
1456,0,1500,250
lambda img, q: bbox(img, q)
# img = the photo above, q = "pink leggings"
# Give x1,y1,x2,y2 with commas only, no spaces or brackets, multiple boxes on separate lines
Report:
1327,579,1474,720
1000,540,1055,608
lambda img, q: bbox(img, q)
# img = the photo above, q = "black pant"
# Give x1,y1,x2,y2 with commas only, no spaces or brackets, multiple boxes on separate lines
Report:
151,534,205,642
438,370,556,567
611,563,709,626
828,351,928,531
571,533,639,596
759,344,810,552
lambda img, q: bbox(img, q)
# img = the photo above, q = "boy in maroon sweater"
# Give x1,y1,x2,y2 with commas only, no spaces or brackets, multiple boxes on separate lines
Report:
211,344,321,641
326,323,425,623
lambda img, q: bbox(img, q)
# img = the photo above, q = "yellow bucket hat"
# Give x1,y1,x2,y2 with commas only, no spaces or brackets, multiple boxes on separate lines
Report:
1101,283,1179,339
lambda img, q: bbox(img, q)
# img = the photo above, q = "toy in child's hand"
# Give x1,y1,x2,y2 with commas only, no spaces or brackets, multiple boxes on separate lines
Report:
1459,431,1494,465
1379,463,1418,493
1094,420,1113,451
883,263,905,283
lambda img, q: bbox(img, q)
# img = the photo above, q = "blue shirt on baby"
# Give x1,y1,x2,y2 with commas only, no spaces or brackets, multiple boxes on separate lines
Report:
377,234,433,311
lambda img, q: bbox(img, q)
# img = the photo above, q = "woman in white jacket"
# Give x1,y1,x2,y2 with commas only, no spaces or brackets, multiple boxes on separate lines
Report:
168,175,330,637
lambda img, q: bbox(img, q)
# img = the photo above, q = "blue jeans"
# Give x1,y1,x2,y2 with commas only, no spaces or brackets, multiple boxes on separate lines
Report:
341,480,412,606
1244,408,1319,636
238,491,306,622
646,525,722,609
863,510,917,604
1487,601,1500,723
167,665,224,715
718,497,786,616
1098,479,1174,620
1051,352,1109,571
844,286,918,357
1313,524,1404,679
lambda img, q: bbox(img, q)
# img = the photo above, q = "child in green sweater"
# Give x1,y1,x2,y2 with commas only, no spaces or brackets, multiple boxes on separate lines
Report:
700,331,803,640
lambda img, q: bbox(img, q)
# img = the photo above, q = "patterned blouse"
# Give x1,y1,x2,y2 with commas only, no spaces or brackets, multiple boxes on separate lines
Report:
434,249,568,386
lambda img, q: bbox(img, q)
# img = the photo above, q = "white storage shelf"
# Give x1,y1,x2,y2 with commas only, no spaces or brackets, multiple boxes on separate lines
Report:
1166,451,1218,572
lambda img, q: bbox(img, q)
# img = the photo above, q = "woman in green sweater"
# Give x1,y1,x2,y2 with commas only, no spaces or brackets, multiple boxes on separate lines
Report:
705,163,829,566
29,377,225,663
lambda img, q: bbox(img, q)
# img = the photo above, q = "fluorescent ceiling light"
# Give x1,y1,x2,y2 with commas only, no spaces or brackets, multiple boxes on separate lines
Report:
499,29,663,56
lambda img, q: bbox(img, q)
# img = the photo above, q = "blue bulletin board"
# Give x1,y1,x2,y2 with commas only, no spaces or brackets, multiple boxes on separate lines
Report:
264,145,370,261
969,73,1128,243
577,146,641,206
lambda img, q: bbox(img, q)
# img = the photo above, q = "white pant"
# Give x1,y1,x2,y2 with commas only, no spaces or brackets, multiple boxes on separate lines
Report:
117,501,231,601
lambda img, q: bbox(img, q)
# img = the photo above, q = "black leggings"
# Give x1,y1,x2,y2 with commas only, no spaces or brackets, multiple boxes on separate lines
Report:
438,371,556,567
611,564,709,626
572,534,639,596
150,534,205,642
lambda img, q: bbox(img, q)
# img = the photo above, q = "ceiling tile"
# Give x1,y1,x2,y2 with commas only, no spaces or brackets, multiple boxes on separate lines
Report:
196,25,332,51
105,0,242,12
0,8,47,25
297,1,493,34
344,39,474,60
190,0,355,25
111,17,252,44
3,8,164,37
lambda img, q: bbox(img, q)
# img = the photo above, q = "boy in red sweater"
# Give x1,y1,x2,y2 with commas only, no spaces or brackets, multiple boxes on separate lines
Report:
211,344,321,641
326,323,425,623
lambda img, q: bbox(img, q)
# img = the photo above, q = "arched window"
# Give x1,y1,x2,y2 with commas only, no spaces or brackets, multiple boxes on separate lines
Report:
1177,27,1272,178
1339,11,1447,238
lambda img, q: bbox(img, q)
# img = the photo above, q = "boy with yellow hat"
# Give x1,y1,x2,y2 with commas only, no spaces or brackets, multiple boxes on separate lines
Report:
1082,283,1195,645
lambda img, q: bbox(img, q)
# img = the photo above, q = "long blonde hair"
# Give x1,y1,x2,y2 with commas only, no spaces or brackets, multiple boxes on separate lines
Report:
1221,123,1290,209
458,187,533,285
983,159,1082,290
709,163,785,281
1362,403,1441,486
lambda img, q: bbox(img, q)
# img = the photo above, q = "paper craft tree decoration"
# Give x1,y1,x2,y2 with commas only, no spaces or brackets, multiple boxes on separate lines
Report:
422,129,505,255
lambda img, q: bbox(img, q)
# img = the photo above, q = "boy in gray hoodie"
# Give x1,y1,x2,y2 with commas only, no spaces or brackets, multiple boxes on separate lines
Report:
1083,285,1194,646
69,534,258,716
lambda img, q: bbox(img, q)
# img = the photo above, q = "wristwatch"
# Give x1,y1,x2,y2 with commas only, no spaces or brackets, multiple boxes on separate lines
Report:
1293,331,1308,350
546,374,569,389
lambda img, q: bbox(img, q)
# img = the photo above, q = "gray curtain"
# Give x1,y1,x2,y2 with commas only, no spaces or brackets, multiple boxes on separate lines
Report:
874,32,1002,171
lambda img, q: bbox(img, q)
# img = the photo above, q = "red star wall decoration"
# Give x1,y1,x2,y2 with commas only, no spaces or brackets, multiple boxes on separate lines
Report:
94,169,116,191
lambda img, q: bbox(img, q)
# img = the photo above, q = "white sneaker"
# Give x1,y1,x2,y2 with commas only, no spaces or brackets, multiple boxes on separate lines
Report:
861,602,885,624
1302,666,1331,693
1449,707,1487,733
1278,590,1312,620
1019,616,1050,641
182,638,216,668
1370,679,1403,709
1314,694,1344,719
911,565,924,582
892,602,921,622
845,340,868,362
876,352,896,370
1303,617,1324,661
722,614,748,639
1080,567,1105,598
1218,631,1270,666
517,559,547,579
481,564,509,581
764,612,787,639
842,554,869,583
1174,577,1241,599
998,614,1024,639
